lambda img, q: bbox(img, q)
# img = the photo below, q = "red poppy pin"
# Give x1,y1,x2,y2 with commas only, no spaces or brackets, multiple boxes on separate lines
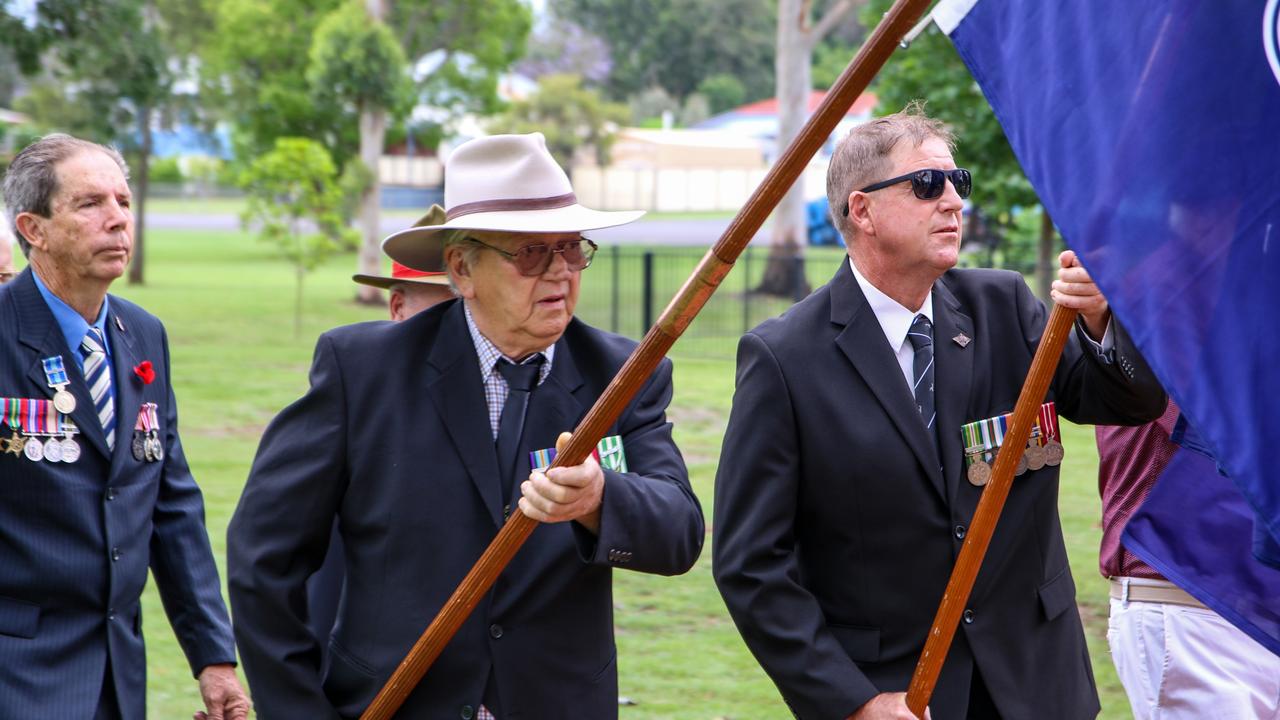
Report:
133,361,155,385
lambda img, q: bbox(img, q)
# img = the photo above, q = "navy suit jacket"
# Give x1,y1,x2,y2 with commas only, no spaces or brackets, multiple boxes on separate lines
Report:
713,263,1166,720
0,269,236,718
228,299,704,719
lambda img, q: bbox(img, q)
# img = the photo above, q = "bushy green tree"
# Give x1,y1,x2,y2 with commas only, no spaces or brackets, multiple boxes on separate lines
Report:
239,138,358,337
491,74,628,175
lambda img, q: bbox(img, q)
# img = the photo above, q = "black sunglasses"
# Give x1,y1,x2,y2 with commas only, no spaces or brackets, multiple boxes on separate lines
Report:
843,168,972,216
467,237,598,277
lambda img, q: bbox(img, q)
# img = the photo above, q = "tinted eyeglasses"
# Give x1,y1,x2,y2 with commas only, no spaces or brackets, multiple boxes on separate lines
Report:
843,168,972,216
467,236,598,276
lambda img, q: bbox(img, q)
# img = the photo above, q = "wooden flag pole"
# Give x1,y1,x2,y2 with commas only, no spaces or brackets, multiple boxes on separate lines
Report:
360,1,933,717
905,304,1079,718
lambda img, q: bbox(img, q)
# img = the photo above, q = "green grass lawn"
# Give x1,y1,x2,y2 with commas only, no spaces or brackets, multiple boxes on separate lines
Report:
25,226,1129,717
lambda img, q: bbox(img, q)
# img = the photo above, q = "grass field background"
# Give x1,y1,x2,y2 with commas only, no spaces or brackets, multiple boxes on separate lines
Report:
15,223,1129,717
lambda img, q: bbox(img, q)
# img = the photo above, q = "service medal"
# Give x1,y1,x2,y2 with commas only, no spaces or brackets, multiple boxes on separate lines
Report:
60,438,81,463
3,431,25,456
1044,440,1065,466
42,438,63,463
967,460,991,486
52,389,76,415
147,432,164,462
1014,453,1028,476
132,432,147,462
23,436,44,461
42,356,76,414
1024,442,1046,471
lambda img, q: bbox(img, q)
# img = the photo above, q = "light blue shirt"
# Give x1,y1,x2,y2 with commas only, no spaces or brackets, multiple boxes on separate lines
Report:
31,271,115,405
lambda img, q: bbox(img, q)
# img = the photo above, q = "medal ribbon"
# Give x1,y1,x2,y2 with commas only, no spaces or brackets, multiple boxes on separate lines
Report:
41,356,70,388
146,403,160,434
19,398,60,436
961,402,1057,466
4,398,20,431
529,440,615,472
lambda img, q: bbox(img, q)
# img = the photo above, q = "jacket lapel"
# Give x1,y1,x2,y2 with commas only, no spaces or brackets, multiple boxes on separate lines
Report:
11,271,110,460
425,303,505,528
829,263,946,501
106,309,143,479
513,338,585,505
931,277,976,506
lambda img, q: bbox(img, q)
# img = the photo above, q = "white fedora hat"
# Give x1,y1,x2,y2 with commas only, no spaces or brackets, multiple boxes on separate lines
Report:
382,133,644,271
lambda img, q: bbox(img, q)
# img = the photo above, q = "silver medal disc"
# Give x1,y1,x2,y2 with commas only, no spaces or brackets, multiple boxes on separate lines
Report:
23,437,44,462
148,434,164,462
42,438,63,463
60,438,81,463
1025,443,1046,471
53,389,77,414
1015,453,1028,476
1044,440,1065,466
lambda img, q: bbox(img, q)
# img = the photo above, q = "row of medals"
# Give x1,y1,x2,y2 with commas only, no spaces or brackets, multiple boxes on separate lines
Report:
3,388,82,463
965,434,1065,487
132,427,164,463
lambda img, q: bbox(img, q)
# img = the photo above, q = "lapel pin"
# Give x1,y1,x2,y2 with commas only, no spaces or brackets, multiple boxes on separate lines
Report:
114,316,125,332
952,333,971,348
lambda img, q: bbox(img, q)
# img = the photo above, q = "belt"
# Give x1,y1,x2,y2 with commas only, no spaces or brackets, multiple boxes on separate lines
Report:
1109,577,1207,609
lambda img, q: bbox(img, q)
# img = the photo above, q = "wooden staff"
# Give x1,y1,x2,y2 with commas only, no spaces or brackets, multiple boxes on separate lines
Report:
905,304,1079,717
360,1,934,717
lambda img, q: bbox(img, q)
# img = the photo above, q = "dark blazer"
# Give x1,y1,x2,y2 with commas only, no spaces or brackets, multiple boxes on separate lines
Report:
0,269,236,718
227,299,704,719
713,263,1166,720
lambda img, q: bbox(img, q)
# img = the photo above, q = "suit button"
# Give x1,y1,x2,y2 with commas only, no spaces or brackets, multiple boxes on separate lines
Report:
107,608,116,621
963,609,975,624
111,547,121,562
954,525,966,540
489,624,503,639
106,487,116,501
460,705,474,719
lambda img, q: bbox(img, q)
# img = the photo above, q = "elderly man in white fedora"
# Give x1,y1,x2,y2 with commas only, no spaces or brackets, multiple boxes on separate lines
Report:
228,133,705,719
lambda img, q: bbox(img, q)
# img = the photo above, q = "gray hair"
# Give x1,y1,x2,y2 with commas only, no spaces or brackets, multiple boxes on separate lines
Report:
826,101,955,239
441,232,479,293
2,134,130,256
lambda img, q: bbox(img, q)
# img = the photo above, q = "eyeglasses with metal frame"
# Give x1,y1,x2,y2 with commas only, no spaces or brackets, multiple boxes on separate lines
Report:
466,236,599,276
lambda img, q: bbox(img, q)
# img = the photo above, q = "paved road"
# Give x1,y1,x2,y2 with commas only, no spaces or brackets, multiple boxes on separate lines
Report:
145,212,778,247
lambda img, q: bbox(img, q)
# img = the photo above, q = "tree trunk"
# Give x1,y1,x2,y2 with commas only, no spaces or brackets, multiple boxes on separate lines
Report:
758,0,814,298
1037,208,1055,302
128,107,152,285
355,0,388,305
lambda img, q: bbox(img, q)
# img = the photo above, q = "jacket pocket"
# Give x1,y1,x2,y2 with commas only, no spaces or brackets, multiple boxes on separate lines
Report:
324,638,378,711
1038,567,1077,621
827,623,880,663
0,595,39,639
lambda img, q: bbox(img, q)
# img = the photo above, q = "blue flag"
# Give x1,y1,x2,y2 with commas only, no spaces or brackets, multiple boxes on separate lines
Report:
936,0,1280,561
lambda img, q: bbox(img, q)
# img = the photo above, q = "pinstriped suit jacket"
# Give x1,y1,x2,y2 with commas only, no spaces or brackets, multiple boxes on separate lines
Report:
0,269,235,718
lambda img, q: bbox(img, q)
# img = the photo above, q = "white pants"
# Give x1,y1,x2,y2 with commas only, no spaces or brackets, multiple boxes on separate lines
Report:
1108,597,1280,719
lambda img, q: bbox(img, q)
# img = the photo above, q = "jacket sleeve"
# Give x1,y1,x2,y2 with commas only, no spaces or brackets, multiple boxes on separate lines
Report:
712,332,879,720
1012,274,1167,425
148,322,238,677
579,356,705,576
226,334,349,719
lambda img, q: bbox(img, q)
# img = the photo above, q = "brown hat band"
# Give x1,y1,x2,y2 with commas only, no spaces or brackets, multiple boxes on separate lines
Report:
445,192,578,222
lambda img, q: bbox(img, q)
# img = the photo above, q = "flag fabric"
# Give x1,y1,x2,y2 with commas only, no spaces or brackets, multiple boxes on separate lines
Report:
1123,434,1280,656
935,0,1280,652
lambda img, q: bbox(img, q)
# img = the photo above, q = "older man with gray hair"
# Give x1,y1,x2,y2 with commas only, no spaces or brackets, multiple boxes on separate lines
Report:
229,132,704,719
0,134,248,718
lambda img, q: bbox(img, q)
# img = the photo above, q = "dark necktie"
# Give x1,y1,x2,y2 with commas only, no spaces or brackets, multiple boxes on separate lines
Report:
907,314,937,449
495,357,543,513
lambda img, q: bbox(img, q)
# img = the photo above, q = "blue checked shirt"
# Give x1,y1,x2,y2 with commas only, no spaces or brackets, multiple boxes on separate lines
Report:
464,303,555,438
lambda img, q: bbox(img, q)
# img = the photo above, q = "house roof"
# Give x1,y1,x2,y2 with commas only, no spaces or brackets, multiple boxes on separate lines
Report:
731,90,878,117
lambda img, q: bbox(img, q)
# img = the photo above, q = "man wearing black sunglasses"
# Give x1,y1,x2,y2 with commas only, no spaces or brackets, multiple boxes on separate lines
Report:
714,105,1166,720
230,133,704,719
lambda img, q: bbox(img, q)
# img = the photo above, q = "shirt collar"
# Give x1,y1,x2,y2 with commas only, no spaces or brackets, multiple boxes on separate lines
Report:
848,257,933,354
463,302,555,385
31,269,112,359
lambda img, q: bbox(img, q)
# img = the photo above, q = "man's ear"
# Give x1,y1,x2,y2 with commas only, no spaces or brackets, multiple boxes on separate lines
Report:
14,213,45,251
444,246,475,299
846,192,876,238
388,288,405,321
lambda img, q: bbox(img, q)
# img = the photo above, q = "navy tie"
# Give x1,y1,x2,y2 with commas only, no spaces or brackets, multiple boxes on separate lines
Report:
495,357,543,514
907,314,937,448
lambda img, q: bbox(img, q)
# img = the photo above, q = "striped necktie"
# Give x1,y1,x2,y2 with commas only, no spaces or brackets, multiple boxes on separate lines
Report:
81,327,116,451
907,313,937,450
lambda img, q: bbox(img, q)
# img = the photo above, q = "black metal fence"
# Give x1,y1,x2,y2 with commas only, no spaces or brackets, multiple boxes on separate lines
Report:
573,245,851,359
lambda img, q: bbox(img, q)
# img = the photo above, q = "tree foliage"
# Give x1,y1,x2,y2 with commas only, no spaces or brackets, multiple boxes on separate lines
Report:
553,0,775,103
307,3,414,118
490,74,628,173
239,137,358,337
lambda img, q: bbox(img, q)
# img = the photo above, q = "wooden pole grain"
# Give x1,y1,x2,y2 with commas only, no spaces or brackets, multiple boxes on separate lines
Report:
360,1,935,716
